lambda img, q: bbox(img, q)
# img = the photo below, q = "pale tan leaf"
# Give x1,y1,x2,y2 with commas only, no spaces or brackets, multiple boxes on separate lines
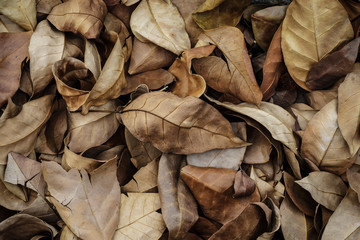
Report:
0,0,36,31
60,226,79,240
291,103,317,130
280,196,307,240
0,15,25,33
29,20,65,95
306,90,338,110
42,160,120,240
130,0,191,55
347,168,360,203
121,92,249,154
281,0,354,90
296,171,347,211
243,128,272,164
84,39,101,79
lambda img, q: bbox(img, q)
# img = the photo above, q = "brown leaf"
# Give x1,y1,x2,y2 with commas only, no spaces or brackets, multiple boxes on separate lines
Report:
0,0,37,31
260,26,286,100
170,45,215,97
20,196,59,224
60,225,78,240
47,0,107,39
306,38,360,90
0,15,25,33
251,6,287,51
306,90,337,110
0,214,54,240
0,94,54,165
339,0,360,21
233,170,256,198
209,203,268,240
53,57,96,111
243,127,272,164
128,38,176,75
125,128,161,169
190,217,220,239
121,92,249,154
109,3,136,29
0,31,31,107
284,172,316,216
192,0,250,30
291,103,317,131
29,20,65,95
158,154,198,239
117,148,137,186
122,158,159,193
4,152,46,197
301,99,354,174
122,69,175,95
347,168,360,203
130,0,191,55
257,198,281,240
193,27,262,105
36,0,62,16
281,0,354,91
42,159,120,240
68,100,120,153
322,189,360,239
84,39,101,80
104,0,120,6
338,68,360,156
296,171,347,211
113,193,166,239
180,165,260,224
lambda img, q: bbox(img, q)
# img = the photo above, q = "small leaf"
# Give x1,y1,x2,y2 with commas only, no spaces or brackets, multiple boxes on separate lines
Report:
233,170,256,198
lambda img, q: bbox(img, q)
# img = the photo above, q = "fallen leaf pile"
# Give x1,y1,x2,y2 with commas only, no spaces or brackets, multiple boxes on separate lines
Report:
0,0,360,239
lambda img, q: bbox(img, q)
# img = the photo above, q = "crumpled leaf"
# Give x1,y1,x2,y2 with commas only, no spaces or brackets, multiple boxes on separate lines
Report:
0,0,36,31
82,33,126,114
338,68,360,156
29,20,65,95
158,154,198,240
130,0,191,55
170,45,215,97
4,152,46,197
301,99,354,174
128,38,175,75
180,165,260,224
113,193,166,240
47,0,107,39
0,31,31,107
193,27,262,105
42,159,120,240
53,57,96,111
296,171,347,211
192,0,250,30
322,189,360,240
125,128,161,169
260,26,285,100
0,94,54,165
122,158,159,193
68,100,120,153
306,38,360,90
121,91,250,154
281,0,354,90
251,6,287,51
0,214,54,240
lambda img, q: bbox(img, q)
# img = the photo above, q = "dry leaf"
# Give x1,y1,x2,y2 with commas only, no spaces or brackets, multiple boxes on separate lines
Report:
0,94,54,165
121,91,249,154
233,170,256,198
130,0,191,55
192,0,250,30
0,0,36,31
0,15,24,33
4,152,46,197
260,26,285,100
128,38,175,75
113,193,166,240
189,217,220,239
322,189,360,240
193,27,262,105
109,3,136,29
60,226,79,240
36,0,62,16
296,171,347,211
29,20,65,95
0,214,54,240
338,69,360,156
306,90,338,110
53,57,96,111
251,6,287,51
257,198,281,240
243,127,272,164
125,128,161,169
158,154,198,239
84,39,101,80
20,196,59,224
0,31,31,107
170,45,215,97
347,168,360,203
339,0,360,21
180,165,260,224
301,99,354,174
281,0,354,91
47,0,107,39
122,159,159,193
291,103,317,131
42,160,120,240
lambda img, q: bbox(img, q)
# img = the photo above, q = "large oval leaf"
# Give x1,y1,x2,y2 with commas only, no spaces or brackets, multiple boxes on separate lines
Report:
281,0,354,90
121,92,249,154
